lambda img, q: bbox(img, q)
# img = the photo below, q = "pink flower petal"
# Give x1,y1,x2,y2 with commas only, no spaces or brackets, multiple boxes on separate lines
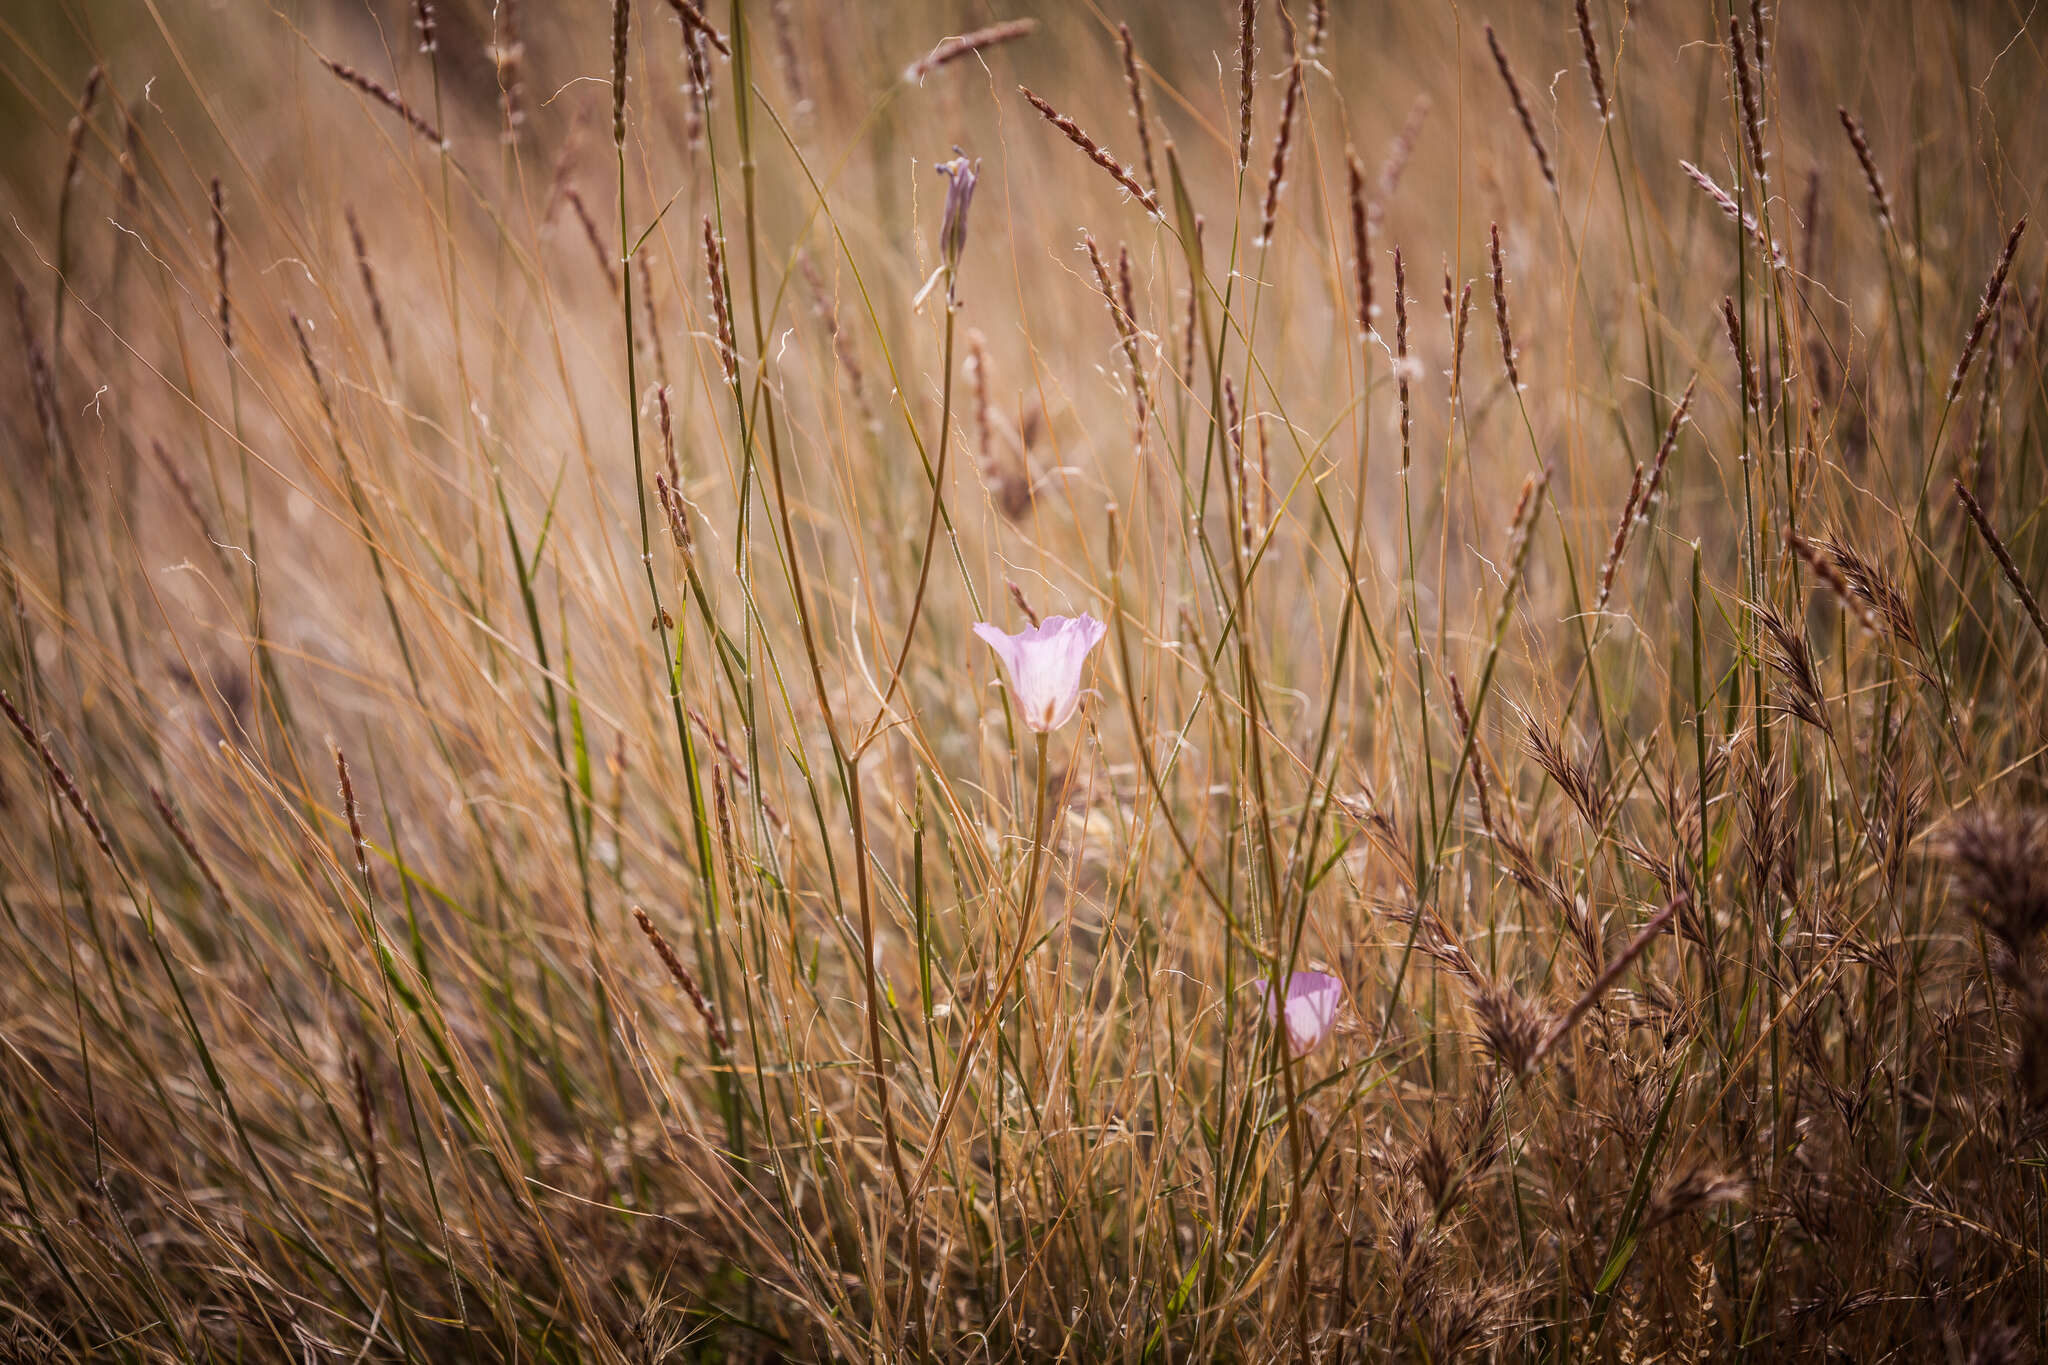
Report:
974,613,1107,733
1258,970,1344,1055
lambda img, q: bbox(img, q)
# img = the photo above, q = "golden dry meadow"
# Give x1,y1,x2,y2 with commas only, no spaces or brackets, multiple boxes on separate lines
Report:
0,1,2044,1359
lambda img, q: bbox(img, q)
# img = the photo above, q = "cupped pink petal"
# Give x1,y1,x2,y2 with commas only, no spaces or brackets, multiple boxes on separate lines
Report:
1284,971,1343,1054
1258,970,1344,1055
973,621,1026,687
974,613,1107,733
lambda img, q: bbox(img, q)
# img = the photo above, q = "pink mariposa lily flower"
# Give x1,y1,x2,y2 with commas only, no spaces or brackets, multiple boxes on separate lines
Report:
973,614,1107,733
1258,970,1344,1056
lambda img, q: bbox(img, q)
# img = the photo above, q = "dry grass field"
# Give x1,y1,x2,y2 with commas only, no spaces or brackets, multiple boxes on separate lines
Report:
0,0,2045,1358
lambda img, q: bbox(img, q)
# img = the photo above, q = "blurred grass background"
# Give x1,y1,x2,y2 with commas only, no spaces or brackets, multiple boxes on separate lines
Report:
0,0,2045,1359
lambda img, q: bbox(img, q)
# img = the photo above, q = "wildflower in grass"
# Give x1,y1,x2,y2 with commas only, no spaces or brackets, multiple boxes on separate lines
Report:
936,150,978,295
914,150,980,311
973,613,1106,733
1259,970,1344,1055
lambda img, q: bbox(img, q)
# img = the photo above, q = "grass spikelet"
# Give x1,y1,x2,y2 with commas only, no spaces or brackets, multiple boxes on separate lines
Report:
655,472,694,557
149,786,228,905
1524,714,1607,829
965,329,1029,519
1730,16,1767,188
661,0,731,57
1347,149,1371,333
494,0,526,140
1595,462,1646,613
1472,981,1548,1074
1393,243,1411,465
1576,0,1611,121
1722,296,1758,414
209,177,230,352
1641,375,1696,513
1370,95,1430,237
1006,578,1041,628
562,185,619,294
60,64,101,196
903,18,1033,82
345,205,396,366
350,1055,383,1233
655,383,679,486
1785,531,1878,635
1955,476,2048,649
671,1,715,144
1117,23,1157,191
1812,536,1916,646
1945,217,2027,407
612,0,630,147
634,906,728,1049
1448,673,1498,838
1484,23,1555,193
149,438,217,544
1837,105,1892,227
964,325,993,466
1,690,114,861
1532,893,1683,1066
333,743,369,883
1683,158,1785,266
799,253,872,428
287,309,336,424
1256,60,1301,247
1757,602,1826,728
1235,0,1257,172
1490,222,1518,390
1084,230,1149,419
1938,806,2048,951
1020,87,1160,216
14,282,58,450
770,0,808,113
1645,1165,1751,1231
703,215,736,386
639,252,668,383
1449,273,1474,401
1223,376,1250,553
321,56,445,148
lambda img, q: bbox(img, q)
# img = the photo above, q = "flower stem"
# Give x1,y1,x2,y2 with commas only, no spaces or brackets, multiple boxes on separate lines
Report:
905,732,1051,1207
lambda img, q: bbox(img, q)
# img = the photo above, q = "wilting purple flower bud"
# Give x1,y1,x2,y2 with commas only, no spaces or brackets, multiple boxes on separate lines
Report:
1257,970,1344,1055
936,151,979,302
973,613,1106,733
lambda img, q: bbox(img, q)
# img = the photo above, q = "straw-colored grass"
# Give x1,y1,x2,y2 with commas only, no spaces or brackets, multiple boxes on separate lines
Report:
0,1,2044,1359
